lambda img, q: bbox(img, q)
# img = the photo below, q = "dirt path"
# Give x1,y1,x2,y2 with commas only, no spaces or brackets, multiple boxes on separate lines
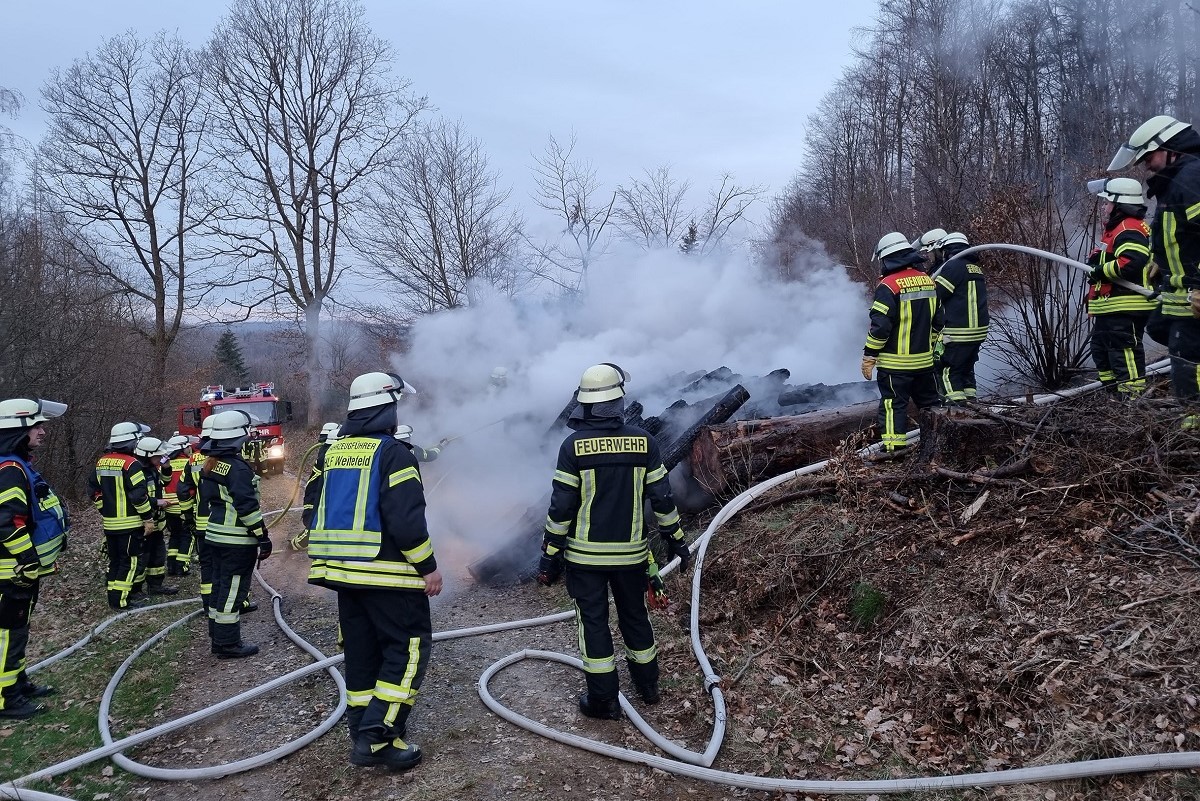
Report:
111,475,744,801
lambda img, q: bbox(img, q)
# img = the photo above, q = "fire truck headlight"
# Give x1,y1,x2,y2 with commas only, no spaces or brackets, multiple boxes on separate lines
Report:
268,445,285,459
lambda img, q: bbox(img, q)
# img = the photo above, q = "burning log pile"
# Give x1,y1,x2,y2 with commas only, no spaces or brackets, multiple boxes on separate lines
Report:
466,367,878,585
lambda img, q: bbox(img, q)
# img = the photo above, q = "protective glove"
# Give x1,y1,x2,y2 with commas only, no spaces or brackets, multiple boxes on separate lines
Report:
646,560,668,610
1190,289,1200,319
932,333,945,360
257,535,273,565
666,536,690,571
536,552,563,586
437,437,451,448
142,519,156,537
1086,249,1102,268
289,529,310,551
11,561,38,589
861,356,877,381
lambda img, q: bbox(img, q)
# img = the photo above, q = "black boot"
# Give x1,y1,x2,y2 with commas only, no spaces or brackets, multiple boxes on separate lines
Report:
578,692,621,720
147,583,179,595
17,680,56,699
634,682,660,705
212,641,259,659
350,737,422,771
345,706,365,745
0,697,47,719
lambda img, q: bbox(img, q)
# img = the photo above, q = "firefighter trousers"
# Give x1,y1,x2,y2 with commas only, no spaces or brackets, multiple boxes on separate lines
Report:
196,531,215,639
935,342,983,403
565,566,658,703
207,543,256,647
1090,313,1148,396
165,514,193,576
0,578,37,711
140,530,168,589
105,528,142,609
876,368,939,451
338,587,432,744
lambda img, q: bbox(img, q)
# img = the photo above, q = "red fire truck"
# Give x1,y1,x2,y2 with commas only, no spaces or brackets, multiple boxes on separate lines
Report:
176,383,293,475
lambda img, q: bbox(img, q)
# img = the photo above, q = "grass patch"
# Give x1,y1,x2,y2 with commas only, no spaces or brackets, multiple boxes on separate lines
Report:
849,581,886,628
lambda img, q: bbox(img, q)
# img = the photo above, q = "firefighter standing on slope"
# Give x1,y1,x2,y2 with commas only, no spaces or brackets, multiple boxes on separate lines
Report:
0,398,68,719
200,411,269,659
132,436,178,597
912,228,948,273
1083,178,1156,396
307,371,442,771
395,425,446,463
930,232,990,404
163,435,197,577
539,363,690,720
861,233,944,451
91,422,155,610
193,417,216,629
1108,115,1200,402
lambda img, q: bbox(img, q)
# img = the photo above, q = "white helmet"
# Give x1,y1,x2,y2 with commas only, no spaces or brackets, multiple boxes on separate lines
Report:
200,416,216,438
208,410,252,441
134,436,170,458
1087,177,1146,206
937,231,970,249
1108,115,1193,170
166,434,190,452
912,228,948,253
395,424,413,441
0,398,67,429
490,366,508,380
577,363,629,404
873,232,913,262
319,422,340,442
110,421,149,446
347,371,416,412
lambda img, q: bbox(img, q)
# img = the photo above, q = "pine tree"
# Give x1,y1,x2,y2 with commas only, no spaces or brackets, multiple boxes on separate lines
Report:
679,221,700,255
214,327,249,386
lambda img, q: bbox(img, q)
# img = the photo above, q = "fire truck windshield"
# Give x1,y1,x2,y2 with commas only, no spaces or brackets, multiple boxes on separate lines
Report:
216,400,278,424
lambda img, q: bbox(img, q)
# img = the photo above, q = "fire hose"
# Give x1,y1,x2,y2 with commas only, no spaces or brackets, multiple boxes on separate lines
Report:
954,242,1156,298
7,363,1198,799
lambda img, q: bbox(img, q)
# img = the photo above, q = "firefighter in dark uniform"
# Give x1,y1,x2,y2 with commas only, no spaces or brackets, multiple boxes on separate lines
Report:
538,364,689,719
193,418,216,633
0,398,68,719
1109,115,1200,402
163,435,197,576
133,437,178,596
395,425,445,463
91,422,156,610
308,371,442,772
861,233,944,451
930,232,989,404
200,411,270,659
300,423,340,532
1083,178,1156,396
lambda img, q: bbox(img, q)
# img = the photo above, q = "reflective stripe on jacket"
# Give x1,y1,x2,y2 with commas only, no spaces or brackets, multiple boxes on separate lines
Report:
90,451,153,532
865,267,943,371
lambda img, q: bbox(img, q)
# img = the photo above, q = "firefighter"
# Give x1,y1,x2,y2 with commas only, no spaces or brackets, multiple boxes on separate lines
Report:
299,423,340,541
193,417,215,629
488,366,509,392
539,363,689,719
394,425,445,463
91,422,156,610
1083,178,1156,396
163,435,197,577
912,228,948,272
132,437,178,596
307,371,442,771
861,233,944,451
0,398,68,719
1109,115,1200,401
931,232,990,404
200,411,270,659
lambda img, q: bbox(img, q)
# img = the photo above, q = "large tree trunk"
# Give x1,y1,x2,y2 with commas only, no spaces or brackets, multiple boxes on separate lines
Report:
305,300,324,427
690,400,877,494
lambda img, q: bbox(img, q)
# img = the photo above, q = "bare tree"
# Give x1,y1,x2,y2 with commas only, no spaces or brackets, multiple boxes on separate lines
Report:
356,118,524,318
696,173,765,256
37,32,215,414
613,165,690,250
529,133,615,293
206,0,426,425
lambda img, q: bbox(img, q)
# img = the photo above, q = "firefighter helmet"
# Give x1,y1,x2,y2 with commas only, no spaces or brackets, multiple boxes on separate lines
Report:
134,436,170,458
395,424,413,441
347,371,416,412
912,228,948,253
937,231,970,249
166,434,190,452
1087,177,1146,206
577,363,629,404
1108,115,1193,170
873,232,913,262
208,410,252,441
319,422,340,442
200,416,215,438
0,398,67,429
110,421,149,445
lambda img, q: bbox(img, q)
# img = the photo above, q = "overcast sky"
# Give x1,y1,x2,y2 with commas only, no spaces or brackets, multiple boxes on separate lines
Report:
2,0,878,228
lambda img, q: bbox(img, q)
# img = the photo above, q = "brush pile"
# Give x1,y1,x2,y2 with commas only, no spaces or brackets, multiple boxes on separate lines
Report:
668,389,1200,800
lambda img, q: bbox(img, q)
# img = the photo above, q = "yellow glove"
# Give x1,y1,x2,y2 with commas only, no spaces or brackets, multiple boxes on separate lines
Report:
861,356,877,381
142,519,156,536
289,529,309,551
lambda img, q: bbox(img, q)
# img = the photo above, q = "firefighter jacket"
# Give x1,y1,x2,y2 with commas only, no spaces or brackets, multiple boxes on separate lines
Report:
190,449,208,532
543,417,684,570
1086,215,1155,316
1151,153,1200,319
306,434,437,592
0,454,67,579
136,457,170,533
403,441,441,463
932,247,989,343
864,259,944,372
301,442,332,530
90,450,154,532
199,447,265,547
163,454,196,514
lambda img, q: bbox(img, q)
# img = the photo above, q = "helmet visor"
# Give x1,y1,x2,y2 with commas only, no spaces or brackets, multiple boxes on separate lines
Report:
1086,178,1107,196
37,399,68,420
1107,144,1139,171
